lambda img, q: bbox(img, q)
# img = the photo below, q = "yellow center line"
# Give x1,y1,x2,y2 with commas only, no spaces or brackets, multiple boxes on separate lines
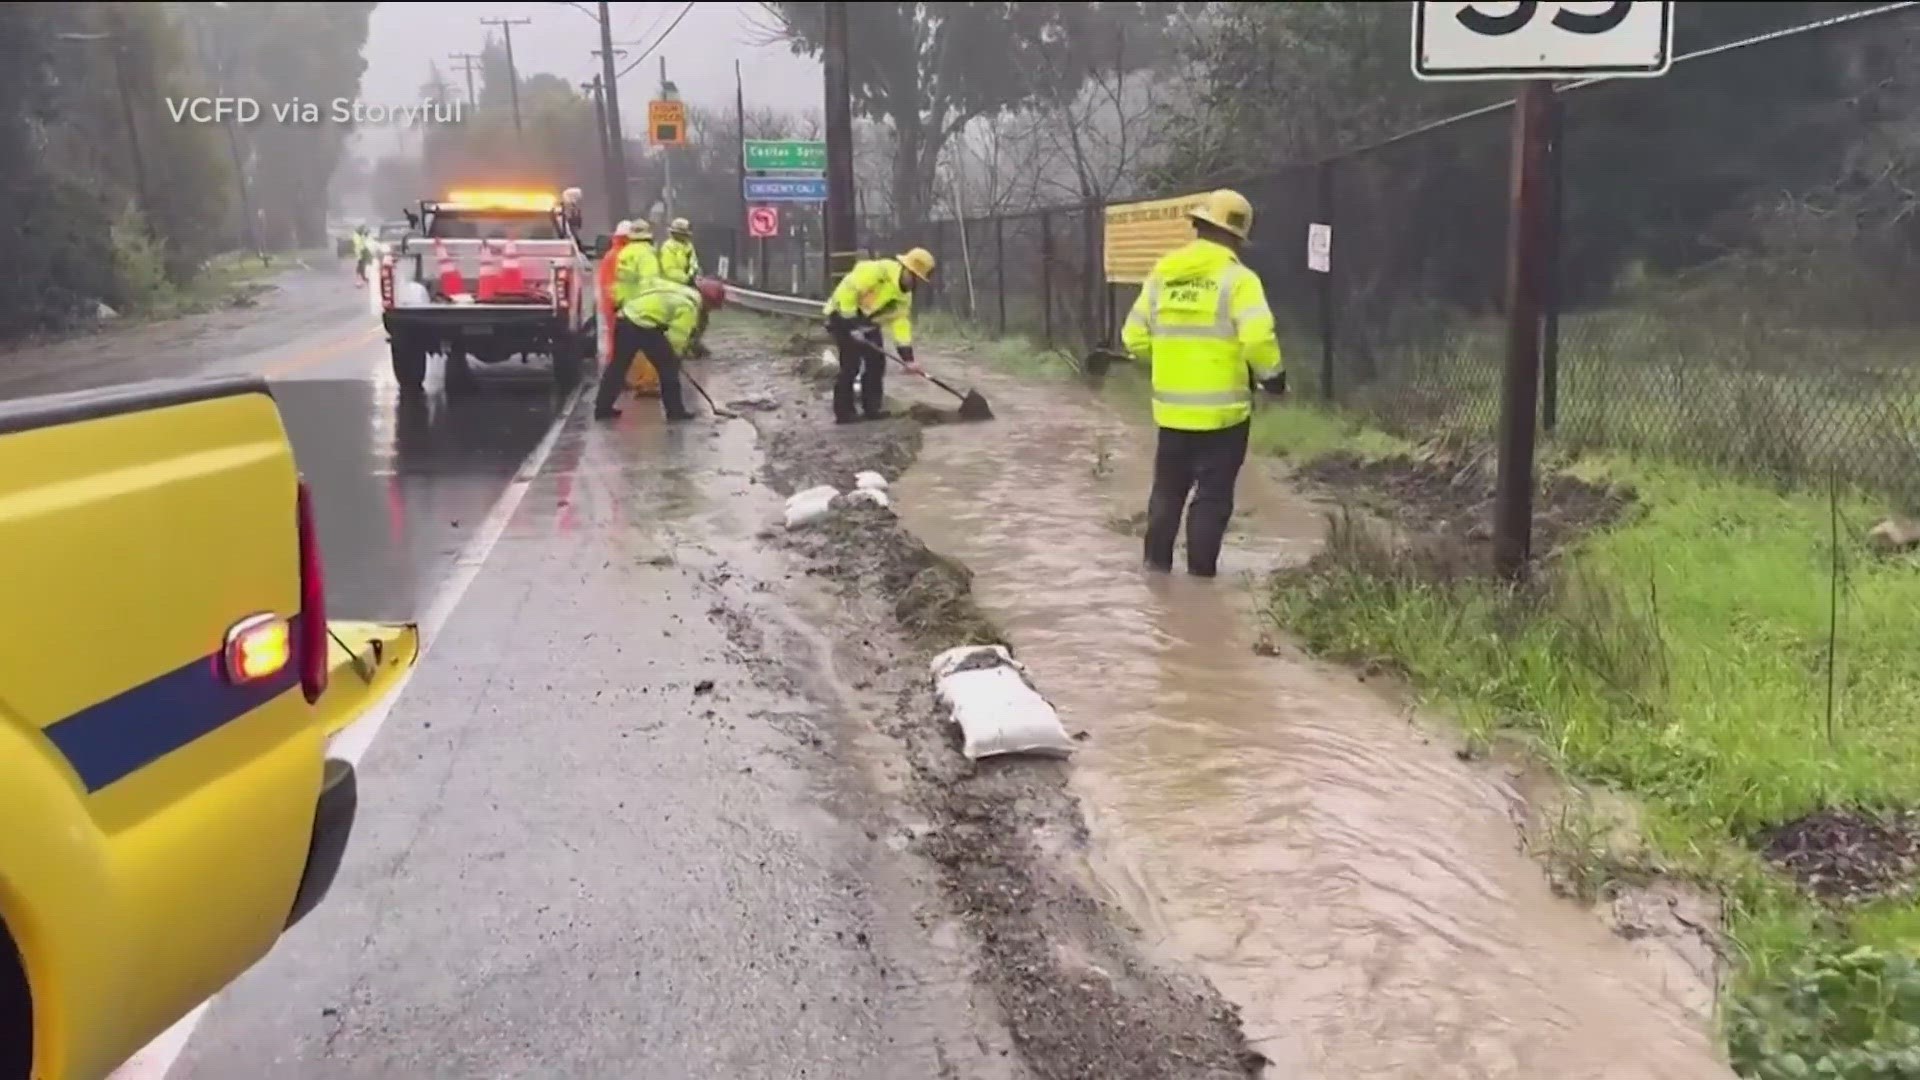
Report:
262,325,383,379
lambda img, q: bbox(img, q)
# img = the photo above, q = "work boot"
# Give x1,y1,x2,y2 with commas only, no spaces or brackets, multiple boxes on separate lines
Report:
1142,559,1173,574
835,413,859,426
594,406,622,421
665,410,697,422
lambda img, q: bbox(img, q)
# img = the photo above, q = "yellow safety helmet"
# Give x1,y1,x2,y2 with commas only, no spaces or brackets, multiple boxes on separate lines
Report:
625,219,652,240
1187,189,1254,241
669,217,691,236
897,247,936,282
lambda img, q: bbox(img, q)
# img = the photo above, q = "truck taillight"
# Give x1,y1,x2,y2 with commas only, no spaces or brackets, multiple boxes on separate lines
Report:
379,256,395,310
296,481,328,703
222,613,292,684
553,266,571,311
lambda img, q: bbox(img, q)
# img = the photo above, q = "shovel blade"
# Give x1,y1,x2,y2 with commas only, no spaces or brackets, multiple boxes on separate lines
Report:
957,390,994,421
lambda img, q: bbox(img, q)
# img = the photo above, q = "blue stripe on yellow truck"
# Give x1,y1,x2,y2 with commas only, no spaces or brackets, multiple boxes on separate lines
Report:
0,377,420,1080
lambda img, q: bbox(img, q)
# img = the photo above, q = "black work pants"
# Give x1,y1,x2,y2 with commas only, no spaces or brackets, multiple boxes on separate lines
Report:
1143,420,1251,577
598,320,688,418
831,324,887,421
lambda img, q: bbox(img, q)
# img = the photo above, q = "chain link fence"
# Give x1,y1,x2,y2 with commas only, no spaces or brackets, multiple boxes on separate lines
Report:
708,6,1920,508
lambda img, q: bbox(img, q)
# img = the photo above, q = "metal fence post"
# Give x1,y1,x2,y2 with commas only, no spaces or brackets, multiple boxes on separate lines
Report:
1040,210,1054,349
994,215,1007,335
1317,160,1338,402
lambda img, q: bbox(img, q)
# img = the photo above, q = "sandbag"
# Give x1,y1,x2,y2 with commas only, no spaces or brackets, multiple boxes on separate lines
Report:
783,485,839,529
838,487,891,510
854,471,888,492
929,645,1074,761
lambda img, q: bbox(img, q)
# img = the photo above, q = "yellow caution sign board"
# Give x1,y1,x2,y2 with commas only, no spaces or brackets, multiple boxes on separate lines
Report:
1102,192,1209,284
648,100,686,147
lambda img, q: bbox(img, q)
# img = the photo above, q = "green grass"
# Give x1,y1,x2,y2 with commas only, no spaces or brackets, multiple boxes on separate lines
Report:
1268,440,1920,1077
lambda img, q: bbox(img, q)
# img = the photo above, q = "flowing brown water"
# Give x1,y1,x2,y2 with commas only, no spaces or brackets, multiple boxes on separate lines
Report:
891,368,1731,1078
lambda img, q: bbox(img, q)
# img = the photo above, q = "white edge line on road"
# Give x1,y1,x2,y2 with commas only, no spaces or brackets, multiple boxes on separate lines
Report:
109,381,588,1080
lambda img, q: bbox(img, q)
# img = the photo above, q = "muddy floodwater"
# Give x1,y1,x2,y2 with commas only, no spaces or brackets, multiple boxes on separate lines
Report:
891,368,1732,1079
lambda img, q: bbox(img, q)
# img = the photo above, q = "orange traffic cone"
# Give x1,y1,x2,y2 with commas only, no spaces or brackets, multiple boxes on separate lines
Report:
497,239,526,296
476,241,499,301
434,239,463,297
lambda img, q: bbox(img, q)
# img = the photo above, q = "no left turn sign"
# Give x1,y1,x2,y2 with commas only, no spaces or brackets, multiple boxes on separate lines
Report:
747,206,780,239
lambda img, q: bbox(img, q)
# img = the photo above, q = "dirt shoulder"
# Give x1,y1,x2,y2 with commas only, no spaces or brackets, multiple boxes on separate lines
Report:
707,329,1266,1080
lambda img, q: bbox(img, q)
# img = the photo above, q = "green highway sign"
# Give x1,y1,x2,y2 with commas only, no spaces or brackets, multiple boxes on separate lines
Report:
744,140,827,172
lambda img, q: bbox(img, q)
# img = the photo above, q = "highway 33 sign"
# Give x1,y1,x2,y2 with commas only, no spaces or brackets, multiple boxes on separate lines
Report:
1413,1,1674,81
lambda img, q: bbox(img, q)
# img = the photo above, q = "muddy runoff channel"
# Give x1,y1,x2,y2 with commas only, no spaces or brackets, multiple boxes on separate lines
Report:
711,325,1730,1077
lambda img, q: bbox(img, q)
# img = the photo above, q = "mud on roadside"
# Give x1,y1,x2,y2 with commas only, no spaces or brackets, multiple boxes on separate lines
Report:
715,341,1266,1079
1291,445,1633,561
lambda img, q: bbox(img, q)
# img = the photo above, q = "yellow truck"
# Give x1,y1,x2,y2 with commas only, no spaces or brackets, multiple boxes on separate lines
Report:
0,376,420,1080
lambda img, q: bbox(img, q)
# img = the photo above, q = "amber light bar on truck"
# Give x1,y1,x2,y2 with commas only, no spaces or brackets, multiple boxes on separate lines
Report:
443,189,558,212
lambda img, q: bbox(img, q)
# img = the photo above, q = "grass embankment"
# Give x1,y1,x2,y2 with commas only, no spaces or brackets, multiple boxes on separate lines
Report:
735,305,1920,1077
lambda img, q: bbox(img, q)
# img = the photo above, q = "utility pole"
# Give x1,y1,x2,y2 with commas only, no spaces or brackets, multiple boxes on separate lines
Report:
479,16,530,136
735,59,747,273
596,0,631,223
659,56,676,222
109,43,153,230
190,9,261,261
447,52,481,108
822,1,858,288
585,76,620,232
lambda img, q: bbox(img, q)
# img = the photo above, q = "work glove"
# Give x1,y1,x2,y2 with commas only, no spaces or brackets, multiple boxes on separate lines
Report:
897,345,925,376
1259,371,1288,397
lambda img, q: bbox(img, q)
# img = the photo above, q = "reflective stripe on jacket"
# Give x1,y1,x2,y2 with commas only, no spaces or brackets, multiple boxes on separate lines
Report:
612,241,660,307
660,238,700,285
620,281,701,354
823,258,914,347
1120,238,1282,431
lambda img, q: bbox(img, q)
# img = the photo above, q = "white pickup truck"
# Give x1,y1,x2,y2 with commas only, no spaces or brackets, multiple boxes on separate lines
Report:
377,193,600,392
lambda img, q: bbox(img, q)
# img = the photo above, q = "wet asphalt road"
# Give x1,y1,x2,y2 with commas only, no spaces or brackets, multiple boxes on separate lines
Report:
10,266,999,1078
1,266,570,622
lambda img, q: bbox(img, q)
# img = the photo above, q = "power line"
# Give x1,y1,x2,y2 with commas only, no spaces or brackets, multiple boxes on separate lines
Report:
615,1,696,81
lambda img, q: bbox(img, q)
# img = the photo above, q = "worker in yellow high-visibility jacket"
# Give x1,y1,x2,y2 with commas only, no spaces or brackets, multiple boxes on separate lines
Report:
594,279,727,422
661,218,711,358
610,219,663,397
1120,189,1285,578
821,247,935,424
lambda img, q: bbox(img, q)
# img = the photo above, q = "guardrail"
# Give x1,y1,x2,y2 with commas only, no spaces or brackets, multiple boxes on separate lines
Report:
723,281,822,320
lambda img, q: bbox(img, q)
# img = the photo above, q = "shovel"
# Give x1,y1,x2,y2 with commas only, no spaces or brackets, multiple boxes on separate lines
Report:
877,347,994,421
681,369,738,420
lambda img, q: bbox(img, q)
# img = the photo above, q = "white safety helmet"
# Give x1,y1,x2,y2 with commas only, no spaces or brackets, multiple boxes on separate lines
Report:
615,219,632,237
561,187,583,205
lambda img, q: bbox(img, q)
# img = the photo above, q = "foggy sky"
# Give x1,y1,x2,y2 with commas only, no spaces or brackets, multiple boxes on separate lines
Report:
354,1,819,154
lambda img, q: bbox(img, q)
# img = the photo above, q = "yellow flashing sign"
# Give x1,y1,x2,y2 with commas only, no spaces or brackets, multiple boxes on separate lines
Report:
1102,192,1209,285
648,100,686,147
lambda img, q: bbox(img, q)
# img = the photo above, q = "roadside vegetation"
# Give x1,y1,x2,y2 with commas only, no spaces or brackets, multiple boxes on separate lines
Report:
3,3,374,339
